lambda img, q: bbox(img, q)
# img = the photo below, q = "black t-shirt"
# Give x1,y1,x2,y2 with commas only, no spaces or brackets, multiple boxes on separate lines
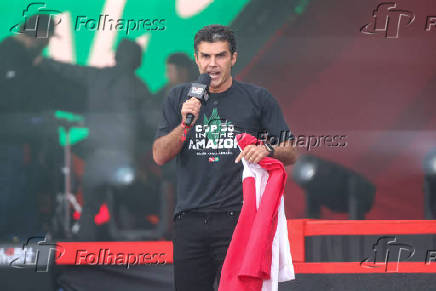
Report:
155,79,292,214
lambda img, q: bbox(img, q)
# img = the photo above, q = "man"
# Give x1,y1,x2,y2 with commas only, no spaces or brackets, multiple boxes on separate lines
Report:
153,25,296,290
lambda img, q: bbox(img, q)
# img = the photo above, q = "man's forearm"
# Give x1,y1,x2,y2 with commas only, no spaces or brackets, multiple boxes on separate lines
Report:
153,124,186,166
271,141,297,166
153,97,201,165
41,58,90,85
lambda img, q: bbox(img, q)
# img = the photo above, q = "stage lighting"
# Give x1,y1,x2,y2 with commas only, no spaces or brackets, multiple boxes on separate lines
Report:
423,148,436,219
113,167,135,186
292,154,375,219
293,161,316,183
424,149,436,176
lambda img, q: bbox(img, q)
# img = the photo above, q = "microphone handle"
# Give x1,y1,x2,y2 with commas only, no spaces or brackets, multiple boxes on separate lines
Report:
185,113,194,126
185,93,206,127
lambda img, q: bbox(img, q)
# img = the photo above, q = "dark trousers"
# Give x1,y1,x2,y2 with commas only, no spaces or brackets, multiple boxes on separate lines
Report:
173,210,240,291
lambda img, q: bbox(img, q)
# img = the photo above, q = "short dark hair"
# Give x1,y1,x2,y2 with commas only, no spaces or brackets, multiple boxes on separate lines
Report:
167,53,194,69
194,25,236,54
167,53,197,79
115,38,142,70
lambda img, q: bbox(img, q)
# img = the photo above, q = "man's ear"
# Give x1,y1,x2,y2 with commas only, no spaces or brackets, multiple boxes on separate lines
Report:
193,52,202,74
231,52,238,67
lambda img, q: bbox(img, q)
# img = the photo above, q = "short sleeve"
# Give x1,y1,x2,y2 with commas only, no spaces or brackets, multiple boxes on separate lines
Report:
260,90,294,143
154,87,182,140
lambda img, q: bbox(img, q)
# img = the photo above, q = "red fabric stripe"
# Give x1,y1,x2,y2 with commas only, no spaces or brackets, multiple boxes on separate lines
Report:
304,220,436,236
294,262,436,274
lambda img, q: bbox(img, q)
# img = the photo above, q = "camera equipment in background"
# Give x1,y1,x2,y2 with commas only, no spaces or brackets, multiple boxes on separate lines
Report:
292,154,375,219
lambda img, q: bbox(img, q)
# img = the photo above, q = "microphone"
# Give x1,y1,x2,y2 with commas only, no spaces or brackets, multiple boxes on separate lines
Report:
185,73,211,126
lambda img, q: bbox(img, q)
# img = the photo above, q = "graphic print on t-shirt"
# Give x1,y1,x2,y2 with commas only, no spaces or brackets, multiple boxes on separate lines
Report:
187,108,238,160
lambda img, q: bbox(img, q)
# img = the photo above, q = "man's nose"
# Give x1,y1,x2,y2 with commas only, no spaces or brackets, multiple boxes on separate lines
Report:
209,56,217,67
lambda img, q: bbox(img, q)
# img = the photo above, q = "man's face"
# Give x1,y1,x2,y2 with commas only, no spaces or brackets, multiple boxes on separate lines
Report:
166,63,188,85
194,41,237,93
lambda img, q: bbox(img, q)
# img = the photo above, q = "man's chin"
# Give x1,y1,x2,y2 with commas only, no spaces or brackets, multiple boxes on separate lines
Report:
210,80,221,89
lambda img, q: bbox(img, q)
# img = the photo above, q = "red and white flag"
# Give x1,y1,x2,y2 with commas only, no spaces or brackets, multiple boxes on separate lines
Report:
219,133,295,291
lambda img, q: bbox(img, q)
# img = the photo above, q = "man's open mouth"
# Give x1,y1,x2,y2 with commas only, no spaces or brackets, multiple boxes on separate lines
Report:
208,71,220,79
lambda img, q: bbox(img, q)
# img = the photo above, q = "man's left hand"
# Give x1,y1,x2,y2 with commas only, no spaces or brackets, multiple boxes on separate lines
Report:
235,145,269,164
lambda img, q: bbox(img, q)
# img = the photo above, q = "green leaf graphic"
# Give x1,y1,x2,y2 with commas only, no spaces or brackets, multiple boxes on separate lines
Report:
204,108,221,143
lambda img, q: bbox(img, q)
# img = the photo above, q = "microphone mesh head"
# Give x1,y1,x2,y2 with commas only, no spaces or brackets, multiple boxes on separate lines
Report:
198,73,211,87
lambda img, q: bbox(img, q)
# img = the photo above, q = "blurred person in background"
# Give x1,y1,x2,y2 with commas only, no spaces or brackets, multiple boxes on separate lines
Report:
142,53,197,140
42,38,157,241
156,53,198,101
139,53,197,238
0,14,84,241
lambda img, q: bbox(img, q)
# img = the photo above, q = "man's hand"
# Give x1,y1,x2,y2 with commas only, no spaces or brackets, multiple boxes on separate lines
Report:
181,97,201,125
153,97,202,166
235,145,269,164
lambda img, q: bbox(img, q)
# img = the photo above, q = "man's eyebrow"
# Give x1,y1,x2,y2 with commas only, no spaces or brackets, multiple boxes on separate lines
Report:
199,51,228,56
